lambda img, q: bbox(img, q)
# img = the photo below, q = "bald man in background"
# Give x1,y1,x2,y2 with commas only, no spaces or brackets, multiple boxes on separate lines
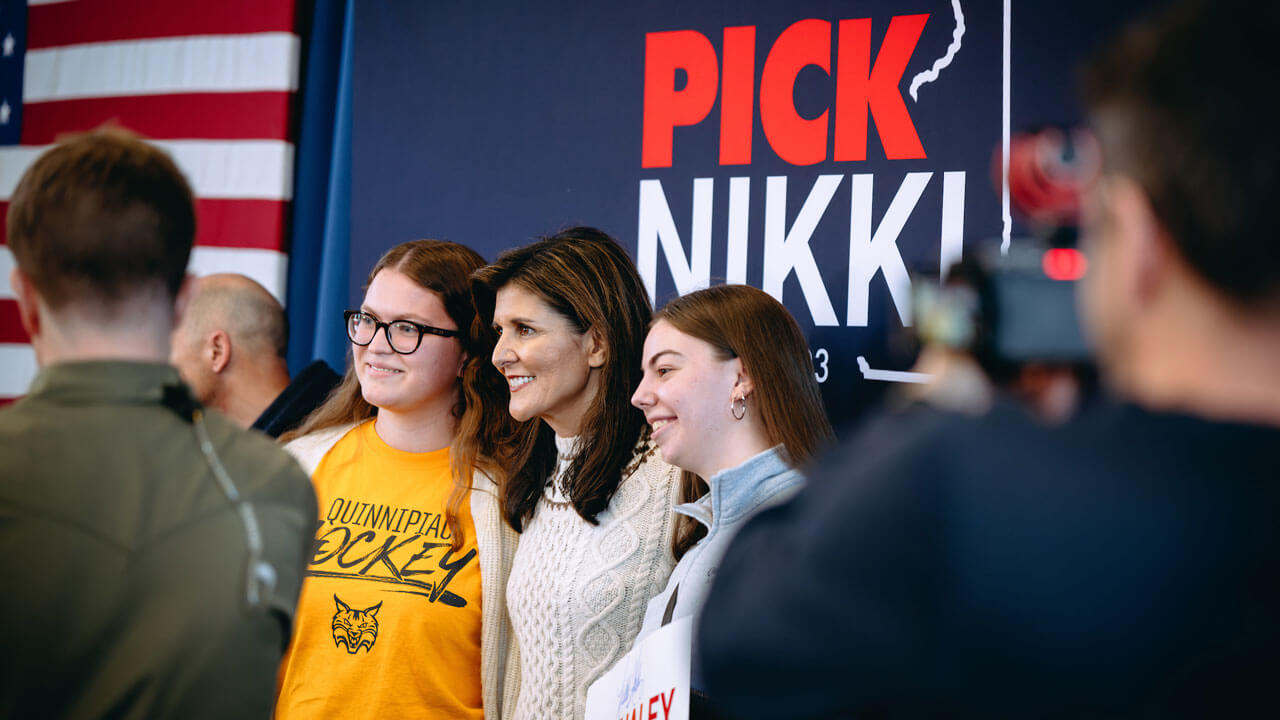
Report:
172,274,339,438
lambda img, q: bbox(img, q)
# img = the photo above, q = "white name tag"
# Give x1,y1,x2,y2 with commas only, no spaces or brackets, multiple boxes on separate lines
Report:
585,617,692,720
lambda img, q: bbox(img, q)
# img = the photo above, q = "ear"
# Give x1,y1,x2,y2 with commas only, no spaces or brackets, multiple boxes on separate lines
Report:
366,601,382,617
334,594,350,613
585,327,607,369
208,330,231,373
9,267,41,341
1110,176,1168,306
730,357,755,399
456,350,470,379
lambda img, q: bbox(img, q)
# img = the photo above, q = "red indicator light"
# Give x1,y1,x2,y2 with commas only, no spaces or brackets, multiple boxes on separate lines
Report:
1042,248,1087,281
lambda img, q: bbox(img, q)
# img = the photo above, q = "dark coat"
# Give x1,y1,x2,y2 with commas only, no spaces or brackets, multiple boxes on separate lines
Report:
0,361,317,719
699,400,1280,718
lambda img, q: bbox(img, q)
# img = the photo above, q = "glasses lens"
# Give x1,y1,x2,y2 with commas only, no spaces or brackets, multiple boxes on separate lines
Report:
388,321,422,353
348,313,375,345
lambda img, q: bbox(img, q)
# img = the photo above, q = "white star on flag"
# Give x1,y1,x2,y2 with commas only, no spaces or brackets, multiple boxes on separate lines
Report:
2,33,14,58
0,100,9,125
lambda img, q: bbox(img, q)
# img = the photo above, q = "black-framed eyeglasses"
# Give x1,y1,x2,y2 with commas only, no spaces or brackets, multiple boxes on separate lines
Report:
344,310,459,354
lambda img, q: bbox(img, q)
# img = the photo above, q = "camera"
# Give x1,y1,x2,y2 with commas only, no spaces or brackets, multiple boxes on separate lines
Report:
914,234,1093,376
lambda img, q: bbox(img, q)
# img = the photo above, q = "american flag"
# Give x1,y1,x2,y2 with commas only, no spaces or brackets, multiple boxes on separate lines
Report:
0,0,300,402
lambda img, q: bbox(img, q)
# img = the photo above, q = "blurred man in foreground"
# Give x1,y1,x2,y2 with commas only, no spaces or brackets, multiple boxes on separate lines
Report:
700,1,1280,716
171,273,339,438
0,128,316,718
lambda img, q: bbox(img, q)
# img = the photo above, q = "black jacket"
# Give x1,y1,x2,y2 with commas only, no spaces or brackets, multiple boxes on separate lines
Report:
700,399,1280,718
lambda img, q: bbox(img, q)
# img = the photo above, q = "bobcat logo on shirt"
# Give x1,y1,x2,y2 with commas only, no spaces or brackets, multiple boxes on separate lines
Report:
331,595,382,654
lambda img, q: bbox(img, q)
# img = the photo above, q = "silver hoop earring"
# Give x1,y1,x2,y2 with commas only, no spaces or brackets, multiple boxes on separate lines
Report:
731,395,747,420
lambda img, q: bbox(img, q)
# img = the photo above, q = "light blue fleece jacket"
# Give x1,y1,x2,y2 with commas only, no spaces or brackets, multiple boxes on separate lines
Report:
634,445,804,690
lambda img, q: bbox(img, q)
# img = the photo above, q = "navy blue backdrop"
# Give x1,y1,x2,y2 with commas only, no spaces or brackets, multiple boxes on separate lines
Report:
345,0,1157,430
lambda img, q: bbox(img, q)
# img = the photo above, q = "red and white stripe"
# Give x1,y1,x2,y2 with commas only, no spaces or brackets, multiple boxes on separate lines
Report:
0,0,299,401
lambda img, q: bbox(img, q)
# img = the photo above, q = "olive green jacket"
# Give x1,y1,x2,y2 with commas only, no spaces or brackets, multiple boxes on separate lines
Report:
0,361,317,720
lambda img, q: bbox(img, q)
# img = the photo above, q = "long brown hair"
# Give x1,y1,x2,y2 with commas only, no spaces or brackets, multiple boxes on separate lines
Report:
471,227,652,531
656,284,835,557
283,239,513,550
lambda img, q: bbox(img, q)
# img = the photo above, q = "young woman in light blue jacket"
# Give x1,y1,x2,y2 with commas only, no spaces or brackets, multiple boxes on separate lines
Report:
629,284,835,696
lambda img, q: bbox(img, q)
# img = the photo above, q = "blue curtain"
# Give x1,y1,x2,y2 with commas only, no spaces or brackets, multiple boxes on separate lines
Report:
286,0,354,376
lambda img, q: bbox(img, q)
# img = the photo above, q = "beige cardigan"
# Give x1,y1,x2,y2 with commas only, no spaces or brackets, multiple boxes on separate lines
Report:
286,423,518,719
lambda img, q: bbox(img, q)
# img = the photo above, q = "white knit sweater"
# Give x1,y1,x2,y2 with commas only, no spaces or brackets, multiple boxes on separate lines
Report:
502,434,680,720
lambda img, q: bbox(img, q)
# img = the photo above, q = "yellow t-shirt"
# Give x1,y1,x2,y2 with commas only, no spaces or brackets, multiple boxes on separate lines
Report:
275,421,483,720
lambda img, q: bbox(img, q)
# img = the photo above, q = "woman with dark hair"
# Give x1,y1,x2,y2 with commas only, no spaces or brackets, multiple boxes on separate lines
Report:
471,226,680,720
629,283,834,695
275,240,517,720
